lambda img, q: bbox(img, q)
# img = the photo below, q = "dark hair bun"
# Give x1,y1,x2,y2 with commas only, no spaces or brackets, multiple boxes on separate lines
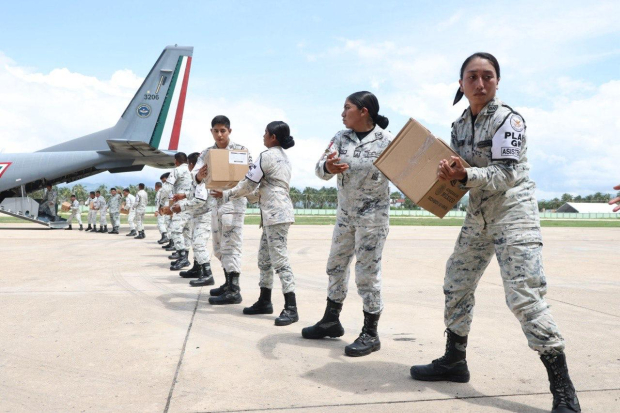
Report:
375,114,389,129
281,135,295,150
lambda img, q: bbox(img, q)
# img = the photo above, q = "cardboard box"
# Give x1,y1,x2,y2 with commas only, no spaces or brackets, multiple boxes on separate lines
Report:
61,202,71,212
204,149,249,190
374,118,469,218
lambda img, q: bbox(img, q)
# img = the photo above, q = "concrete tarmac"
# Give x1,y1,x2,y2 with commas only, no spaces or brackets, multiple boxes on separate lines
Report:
0,224,618,412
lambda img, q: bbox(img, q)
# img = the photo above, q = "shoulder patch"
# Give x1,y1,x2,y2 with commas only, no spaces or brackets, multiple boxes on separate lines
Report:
246,154,264,183
491,113,524,161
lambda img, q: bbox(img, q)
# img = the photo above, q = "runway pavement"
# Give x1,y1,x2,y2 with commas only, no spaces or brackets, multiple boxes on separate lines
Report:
1,223,618,412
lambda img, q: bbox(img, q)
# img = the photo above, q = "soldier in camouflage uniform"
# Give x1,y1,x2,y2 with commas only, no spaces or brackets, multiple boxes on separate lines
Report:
107,188,122,234
123,188,136,237
85,192,97,231
133,184,148,239
154,181,167,243
65,194,83,231
302,91,392,358
94,190,108,233
39,184,58,221
216,121,297,326
410,53,580,413
159,173,175,249
191,116,254,303
168,153,194,268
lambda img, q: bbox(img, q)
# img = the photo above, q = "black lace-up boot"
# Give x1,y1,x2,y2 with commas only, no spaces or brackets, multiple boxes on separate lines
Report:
210,271,230,297
85,224,92,232
410,329,470,383
126,229,136,237
79,224,83,231
179,260,201,278
189,263,215,287
301,298,344,339
168,250,182,260
541,353,581,413
274,292,299,326
170,250,190,270
65,225,72,230
242,287,273,314
344,311,381,357
209,272,242,304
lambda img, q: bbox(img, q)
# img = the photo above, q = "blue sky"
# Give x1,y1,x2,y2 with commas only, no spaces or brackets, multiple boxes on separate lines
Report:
1,0,619,199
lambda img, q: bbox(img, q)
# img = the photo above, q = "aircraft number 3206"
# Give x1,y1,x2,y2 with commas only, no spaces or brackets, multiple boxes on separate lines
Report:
143,94,159,100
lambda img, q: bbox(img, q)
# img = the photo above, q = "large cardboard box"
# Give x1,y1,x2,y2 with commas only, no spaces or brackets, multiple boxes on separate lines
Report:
374,118,469,218
204,149,249,190
61,202,71,212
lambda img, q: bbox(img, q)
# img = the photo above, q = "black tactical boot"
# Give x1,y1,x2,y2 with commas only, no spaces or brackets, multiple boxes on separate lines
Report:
92,225,97,232
275,292,299,326
541,353,581,413
410,329,470,383
179,260,201,278
99,226,106,233
103,225,109,233
140,230,145,239
189,263,215,287
168,250,182,260
65,225,72,230
164,242,176,251
345,311,381,357
242,287,273,314
157,234,167,244
134,230,142,239
170,250,190,270
126,229,136,237
113,226,119,234
79,225,83,231
301,298,344,339
210,271,230,297
209,272,242,305
161,240,173,249
108,226,117,234
85,224,92,232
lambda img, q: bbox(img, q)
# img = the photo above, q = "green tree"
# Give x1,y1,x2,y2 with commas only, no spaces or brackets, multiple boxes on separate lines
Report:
71,184,88,202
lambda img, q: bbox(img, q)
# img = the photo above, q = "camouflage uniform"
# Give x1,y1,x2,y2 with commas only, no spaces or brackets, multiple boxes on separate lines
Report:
445,96,563,355
86,197,96,225
170,164,193,251
108,193,122,228
160,179,174,239
124,193,136,230
315,125,393,314
133,189,148,231
179,180,212,265
155,188,167,235
39,188,57,218
67,199,82,225
223,146,295,293
195,141,252,274
95,195,107,226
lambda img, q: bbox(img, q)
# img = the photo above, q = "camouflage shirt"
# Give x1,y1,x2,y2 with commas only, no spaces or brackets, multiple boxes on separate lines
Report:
315,125,394,226
451,96,539,229
172,163,193,196
135,190,148,210
224,146,294,226
108,194,122,213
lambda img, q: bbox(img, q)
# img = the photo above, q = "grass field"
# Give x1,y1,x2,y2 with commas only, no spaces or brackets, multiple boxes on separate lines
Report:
2,213,620,227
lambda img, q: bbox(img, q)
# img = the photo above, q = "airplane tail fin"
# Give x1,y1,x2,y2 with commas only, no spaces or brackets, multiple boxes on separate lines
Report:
117,45,193,151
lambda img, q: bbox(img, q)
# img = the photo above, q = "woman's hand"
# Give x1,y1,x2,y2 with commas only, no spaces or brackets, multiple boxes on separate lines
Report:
438,156,467,181
171,204,181,214
325,152,349,174
196,164,209,182
609,184,620,212
211,190,223,199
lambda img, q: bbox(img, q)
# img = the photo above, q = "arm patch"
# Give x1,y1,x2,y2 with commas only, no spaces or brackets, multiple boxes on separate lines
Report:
491,113,525,161
246,154,264,183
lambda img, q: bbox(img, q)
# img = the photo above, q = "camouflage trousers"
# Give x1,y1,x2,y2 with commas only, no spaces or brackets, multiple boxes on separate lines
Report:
88,210,97,225
40,203,56,218
258,223,295,294
326,222,389,314
157,213,167,234
134,208,145,231
190,212,212,265
127,210,136,230
165,215,171,238
68,210,82,225
171,211,192,251
444,222,564,355
212,209,244,273
98,208,107,226
109,211,120,227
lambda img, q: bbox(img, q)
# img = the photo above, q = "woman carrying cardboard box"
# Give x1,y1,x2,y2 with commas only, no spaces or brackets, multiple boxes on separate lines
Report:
210,121,299,326
301,91,393,357
410,52,580,413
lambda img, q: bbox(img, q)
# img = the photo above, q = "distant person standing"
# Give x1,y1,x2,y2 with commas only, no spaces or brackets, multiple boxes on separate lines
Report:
302,91,393,358
94,190,108,233
154,181,167,243
85,191,97,231
159,172,174,248
409,53,580,413
168,153,194,267
65,194,83,231
123,188,137,237
107,188,122,234
212,121,298,326
39,183,58,221
133,183,148,239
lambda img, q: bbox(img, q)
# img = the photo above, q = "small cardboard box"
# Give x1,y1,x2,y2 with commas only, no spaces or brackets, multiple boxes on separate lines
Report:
374,118,470,218
204,149,249,190
61,202,71,212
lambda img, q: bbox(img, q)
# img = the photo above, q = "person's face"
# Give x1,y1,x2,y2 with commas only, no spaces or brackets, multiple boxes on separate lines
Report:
96,192,100,197
71,197,76,201
123,191,128,197
341,99,370,131
174,160,181,167
111,189,117,195
459,58,499,107
263,128,278,148
211,124,231,148
90,194,95,199
161,177,167,183
188,162,195,172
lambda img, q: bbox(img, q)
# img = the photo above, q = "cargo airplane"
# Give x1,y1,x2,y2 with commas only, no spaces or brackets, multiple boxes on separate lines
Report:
0,45,193,227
